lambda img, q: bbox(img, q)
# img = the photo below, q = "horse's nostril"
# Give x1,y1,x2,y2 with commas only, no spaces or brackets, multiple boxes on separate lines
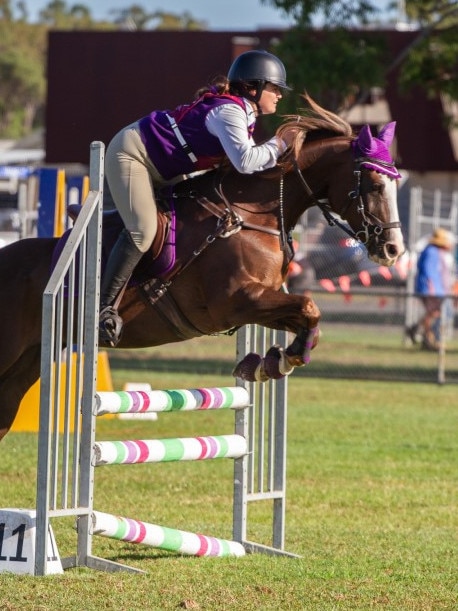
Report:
386,243,398,258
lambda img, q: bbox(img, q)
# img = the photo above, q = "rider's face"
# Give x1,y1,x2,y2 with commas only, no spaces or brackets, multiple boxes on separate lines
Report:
257,82,282,115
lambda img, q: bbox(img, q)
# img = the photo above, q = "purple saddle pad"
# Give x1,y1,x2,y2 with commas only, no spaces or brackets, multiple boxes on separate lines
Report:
51,204,176,293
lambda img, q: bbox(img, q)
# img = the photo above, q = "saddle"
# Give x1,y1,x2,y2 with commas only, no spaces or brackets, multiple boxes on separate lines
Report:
64,203,176,285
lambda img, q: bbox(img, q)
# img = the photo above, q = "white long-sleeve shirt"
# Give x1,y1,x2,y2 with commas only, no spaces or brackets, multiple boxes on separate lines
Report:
205,99,286,174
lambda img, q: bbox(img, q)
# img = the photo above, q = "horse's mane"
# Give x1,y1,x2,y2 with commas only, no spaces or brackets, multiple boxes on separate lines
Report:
276,93,354,165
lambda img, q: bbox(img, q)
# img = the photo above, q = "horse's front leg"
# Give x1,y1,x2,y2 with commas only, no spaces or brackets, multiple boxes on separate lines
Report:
230,286,320,382
233,327,319,382
285,326,320,366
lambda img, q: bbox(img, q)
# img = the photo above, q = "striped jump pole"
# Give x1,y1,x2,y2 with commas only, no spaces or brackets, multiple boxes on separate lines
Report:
93,434,247,466
92,511,246,557
95,386,250,416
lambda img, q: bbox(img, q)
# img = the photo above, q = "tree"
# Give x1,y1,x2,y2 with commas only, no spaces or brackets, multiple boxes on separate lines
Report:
261,0,380,27
109,4,155,29
270,28,386,113
396,0,458,100
109,5,207,30
262,0,458,108
150,10,207,30
0,1,209,138
0,16,46,137
39,0,94,27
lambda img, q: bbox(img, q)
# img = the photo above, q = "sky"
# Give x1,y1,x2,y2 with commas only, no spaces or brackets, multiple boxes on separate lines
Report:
24,0,396,30
25,0,296,30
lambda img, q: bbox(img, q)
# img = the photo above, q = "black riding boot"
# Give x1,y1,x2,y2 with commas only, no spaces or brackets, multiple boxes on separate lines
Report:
99,228,143,347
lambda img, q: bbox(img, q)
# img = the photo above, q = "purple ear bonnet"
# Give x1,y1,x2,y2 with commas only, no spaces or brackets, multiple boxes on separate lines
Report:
352,122,402,179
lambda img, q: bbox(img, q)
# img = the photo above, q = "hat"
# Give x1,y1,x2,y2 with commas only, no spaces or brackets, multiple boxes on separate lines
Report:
429,228,452,249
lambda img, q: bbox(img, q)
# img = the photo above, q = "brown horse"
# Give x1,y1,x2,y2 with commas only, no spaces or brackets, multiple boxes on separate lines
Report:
0,96,404,440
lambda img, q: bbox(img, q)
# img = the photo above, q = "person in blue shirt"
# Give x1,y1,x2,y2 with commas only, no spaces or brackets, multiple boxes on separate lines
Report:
407,227,455,350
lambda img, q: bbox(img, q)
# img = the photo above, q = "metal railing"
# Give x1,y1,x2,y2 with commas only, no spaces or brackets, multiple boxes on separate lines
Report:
35,141,104,575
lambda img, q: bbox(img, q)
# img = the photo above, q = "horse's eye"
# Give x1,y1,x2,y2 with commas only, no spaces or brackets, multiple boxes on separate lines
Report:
372,183,384,194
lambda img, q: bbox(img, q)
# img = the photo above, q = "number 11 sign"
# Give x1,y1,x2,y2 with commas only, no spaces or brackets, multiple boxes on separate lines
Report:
0,509,63,575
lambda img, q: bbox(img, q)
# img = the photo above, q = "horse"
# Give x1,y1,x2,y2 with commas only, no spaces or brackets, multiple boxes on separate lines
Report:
0,95,404,441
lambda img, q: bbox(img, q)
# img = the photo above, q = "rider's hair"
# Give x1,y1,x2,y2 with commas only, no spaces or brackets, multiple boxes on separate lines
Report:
194,74,258,104
194,75,229,99
228,80,259,98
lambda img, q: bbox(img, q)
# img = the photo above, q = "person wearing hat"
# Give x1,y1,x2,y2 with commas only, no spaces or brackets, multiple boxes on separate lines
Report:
99,50,292,347
406,227,455,350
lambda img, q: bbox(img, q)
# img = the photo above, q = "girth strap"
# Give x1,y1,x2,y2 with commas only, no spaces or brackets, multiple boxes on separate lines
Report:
197,196,281,237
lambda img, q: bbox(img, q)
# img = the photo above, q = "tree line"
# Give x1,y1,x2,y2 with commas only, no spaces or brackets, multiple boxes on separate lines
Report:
0,0,208,138
262,0,457,115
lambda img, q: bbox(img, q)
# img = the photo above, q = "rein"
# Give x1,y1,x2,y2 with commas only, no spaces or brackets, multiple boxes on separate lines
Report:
292,158,356,240
213,179,292,258
292,153,401,246
170,188,281,237
166,181,293,276
145,186,286,307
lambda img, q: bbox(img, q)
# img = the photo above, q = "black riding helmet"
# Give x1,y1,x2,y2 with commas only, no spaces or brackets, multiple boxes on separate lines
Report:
228,50,291,107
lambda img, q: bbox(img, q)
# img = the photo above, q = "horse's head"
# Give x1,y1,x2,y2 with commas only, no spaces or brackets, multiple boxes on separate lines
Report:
278,96,405,267
343,122,404,266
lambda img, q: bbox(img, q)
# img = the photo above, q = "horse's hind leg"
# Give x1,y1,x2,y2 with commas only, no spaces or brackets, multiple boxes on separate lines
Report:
0,344,41,441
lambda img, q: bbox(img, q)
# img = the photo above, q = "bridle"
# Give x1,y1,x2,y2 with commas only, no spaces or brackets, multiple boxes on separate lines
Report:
292,154,401,246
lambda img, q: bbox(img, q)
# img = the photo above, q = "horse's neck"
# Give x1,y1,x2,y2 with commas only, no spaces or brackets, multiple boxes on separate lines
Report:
295,137,352,206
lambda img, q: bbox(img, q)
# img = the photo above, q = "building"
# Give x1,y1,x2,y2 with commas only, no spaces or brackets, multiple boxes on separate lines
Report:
45,29,458,193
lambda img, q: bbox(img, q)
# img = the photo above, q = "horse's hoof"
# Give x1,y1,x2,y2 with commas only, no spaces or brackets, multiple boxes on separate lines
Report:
262,345,285,380
232,353,262,382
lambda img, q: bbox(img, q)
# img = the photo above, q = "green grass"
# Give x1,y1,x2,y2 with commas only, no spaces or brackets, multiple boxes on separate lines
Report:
1,361,457,610
106,323,458,385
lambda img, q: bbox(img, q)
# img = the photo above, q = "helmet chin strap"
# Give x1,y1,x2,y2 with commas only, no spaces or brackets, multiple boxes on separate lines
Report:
246,81,265,115
231,80,266,115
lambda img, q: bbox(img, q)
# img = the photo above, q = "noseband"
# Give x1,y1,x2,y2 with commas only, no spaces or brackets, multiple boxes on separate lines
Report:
293,156,401,246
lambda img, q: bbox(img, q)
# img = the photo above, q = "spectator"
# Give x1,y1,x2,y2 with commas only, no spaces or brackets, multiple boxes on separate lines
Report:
406,227,455,350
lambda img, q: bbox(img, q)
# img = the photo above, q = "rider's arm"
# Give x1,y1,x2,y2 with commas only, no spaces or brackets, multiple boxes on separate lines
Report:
205,102,286,174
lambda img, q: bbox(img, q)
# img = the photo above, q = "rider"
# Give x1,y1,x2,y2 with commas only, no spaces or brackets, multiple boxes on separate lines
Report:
99,49,292,346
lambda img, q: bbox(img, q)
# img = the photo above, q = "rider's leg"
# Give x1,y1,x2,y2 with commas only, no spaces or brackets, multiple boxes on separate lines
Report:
100,123,159,346
99,228,144,346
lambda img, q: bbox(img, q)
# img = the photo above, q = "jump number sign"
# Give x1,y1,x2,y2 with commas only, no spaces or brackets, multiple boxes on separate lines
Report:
0,509,63,575
0,521,28,562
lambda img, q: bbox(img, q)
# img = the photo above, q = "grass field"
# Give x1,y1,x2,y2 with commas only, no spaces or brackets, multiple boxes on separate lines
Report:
106,322,458,385
0,333,457,610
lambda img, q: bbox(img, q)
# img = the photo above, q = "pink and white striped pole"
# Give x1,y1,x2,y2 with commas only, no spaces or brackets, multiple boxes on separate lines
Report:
93,434,247,466
95,386,250,416
92,511,246,557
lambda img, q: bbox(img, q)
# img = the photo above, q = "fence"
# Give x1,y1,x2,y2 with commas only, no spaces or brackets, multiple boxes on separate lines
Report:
295,288,458,385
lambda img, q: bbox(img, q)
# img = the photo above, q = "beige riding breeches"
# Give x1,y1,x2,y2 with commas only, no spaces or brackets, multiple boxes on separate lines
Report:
105,121,183,253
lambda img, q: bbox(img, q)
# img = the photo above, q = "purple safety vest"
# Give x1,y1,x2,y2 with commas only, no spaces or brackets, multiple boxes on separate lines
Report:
139,93,254,180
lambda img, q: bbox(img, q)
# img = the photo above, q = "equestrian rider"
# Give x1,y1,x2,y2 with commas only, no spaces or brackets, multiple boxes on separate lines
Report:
100,50,291,347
